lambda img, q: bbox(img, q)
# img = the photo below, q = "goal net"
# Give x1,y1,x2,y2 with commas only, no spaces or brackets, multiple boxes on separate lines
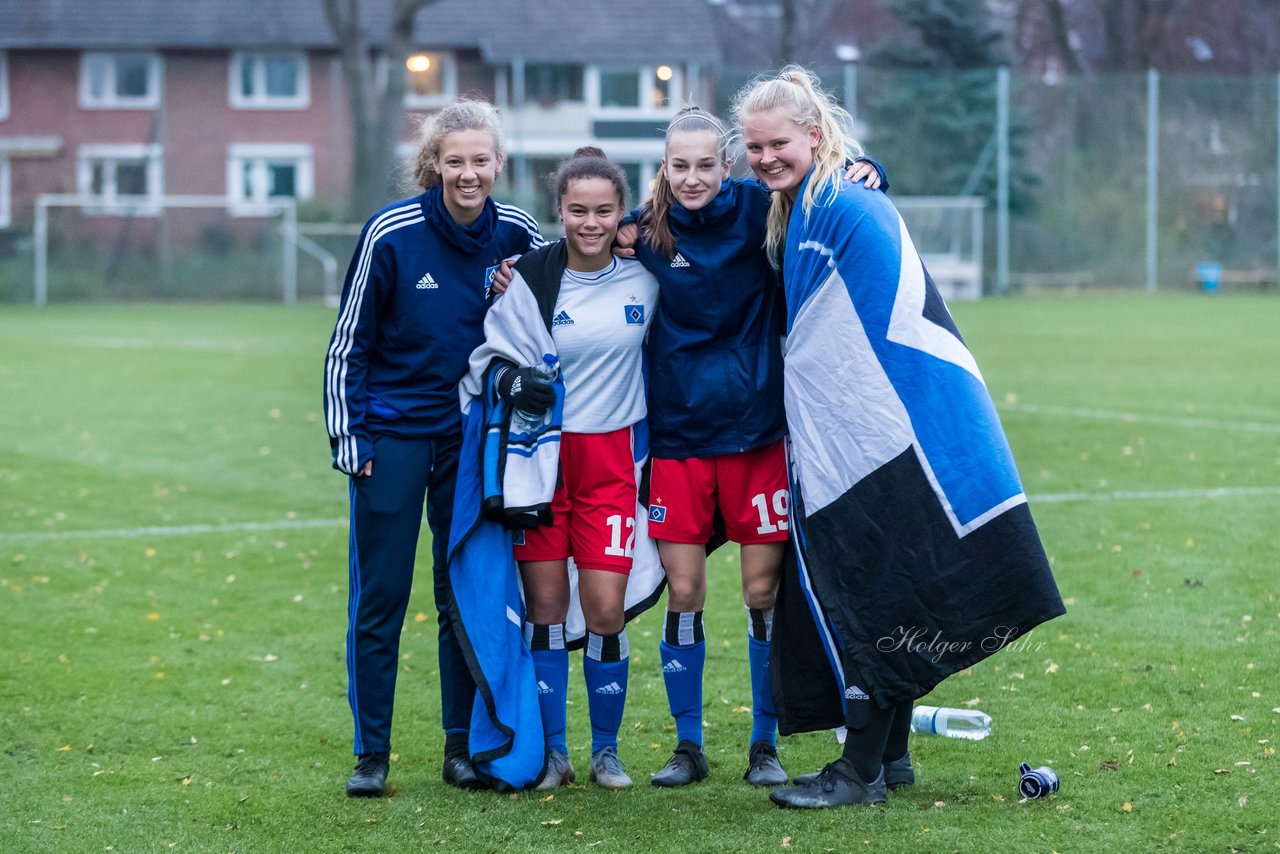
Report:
31,194,305,305
894,196,985,301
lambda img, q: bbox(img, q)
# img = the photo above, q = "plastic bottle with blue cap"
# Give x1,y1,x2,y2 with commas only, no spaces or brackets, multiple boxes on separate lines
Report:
910,705,992,740
511,353,558,432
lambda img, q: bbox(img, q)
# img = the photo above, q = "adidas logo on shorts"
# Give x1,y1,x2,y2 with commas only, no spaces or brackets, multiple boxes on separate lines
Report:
670,253,690,268
594,681,624,695
662,659,687,673
537,680,554,695
844,684,870,700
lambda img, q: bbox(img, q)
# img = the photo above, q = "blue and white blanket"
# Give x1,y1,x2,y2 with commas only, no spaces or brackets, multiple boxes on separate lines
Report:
771,176,1065,732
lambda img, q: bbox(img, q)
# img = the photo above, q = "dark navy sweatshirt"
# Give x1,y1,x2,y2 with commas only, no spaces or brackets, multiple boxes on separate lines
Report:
324,188,543,474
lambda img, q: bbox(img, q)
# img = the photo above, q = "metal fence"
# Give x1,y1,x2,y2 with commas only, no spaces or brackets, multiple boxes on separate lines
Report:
8,68,1278,302
754,64,1280,295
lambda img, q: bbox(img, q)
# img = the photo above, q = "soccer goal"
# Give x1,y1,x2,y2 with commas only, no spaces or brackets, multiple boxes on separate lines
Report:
31,194,323,306
894,196,985,301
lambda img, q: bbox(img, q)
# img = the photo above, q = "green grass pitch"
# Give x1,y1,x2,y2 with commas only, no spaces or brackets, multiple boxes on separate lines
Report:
2,294,1278,852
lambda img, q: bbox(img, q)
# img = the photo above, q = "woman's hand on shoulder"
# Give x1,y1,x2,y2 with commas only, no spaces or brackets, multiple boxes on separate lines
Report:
847,160,881,190
613,222,638,258
490,258,517,295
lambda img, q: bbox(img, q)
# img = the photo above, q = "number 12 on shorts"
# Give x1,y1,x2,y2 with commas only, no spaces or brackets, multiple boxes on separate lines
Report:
603,514,636,557
751,489,790,535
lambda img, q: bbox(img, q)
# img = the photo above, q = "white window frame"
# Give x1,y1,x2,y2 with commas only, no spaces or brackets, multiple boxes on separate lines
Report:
76,143,164,214
79,51,163,109
587,64,683,117
227,143,314,215
0,51,10,121
0,157,11,228
402,51,457,109
229,51,310,110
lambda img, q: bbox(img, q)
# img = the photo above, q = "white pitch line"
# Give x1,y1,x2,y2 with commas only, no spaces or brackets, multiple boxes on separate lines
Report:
998,402,1280,434
6,485,1280,542
0,518,347,543
1032,485,1280,504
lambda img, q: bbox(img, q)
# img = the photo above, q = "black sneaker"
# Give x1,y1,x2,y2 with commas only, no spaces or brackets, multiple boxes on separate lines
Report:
744,741,788,786
793,751,915,789
883,752,915,789
442,752,485,790
649,740,709,788
346,752,389,797
769,759,886,809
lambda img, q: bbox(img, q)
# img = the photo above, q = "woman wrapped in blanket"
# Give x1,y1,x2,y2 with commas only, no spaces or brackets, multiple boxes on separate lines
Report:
732,67,1063,809
478,147,661,790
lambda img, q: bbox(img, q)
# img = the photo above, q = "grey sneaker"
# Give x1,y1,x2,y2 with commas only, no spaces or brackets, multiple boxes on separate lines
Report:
650,739,709,787
535,749,576,790
793,751,914,789
882,752,915,789
770,759,887,809
744,741,788,787
588,746,633,790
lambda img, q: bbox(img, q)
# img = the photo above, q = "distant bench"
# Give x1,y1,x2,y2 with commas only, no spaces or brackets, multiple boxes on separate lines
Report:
1194,268,1276,292
1013,271,1096,293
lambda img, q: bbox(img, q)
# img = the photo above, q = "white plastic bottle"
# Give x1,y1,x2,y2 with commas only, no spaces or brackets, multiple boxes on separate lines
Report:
511,353,558,432
910,705,992,740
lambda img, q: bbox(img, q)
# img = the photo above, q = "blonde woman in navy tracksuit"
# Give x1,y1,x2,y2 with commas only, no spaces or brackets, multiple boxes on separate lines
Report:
621,107,886,788
324,99,543,797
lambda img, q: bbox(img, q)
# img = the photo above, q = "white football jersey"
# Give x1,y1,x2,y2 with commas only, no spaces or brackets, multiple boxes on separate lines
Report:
552,257,658,433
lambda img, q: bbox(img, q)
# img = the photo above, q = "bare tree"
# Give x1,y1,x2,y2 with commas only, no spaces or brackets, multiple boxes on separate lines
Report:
323,0,441,219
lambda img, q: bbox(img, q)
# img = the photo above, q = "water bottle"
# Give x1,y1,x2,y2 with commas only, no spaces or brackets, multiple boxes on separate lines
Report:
1018,762,1059,798
910,705,992,741
511,353,558,432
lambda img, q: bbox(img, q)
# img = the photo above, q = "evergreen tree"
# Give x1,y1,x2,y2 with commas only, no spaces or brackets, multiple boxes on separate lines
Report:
863,0,1034,211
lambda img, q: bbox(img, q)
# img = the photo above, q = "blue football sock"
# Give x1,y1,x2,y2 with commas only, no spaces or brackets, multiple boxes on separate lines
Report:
583,630,629,754
527,622,569,755
747,607,778,747
659,609,705,746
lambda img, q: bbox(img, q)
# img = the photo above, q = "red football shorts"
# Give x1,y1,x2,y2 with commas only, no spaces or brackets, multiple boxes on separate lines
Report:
514,427,638,574
647,439,790,545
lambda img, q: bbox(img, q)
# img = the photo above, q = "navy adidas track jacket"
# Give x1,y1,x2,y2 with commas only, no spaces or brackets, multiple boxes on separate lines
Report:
324,188,543,475
634,177,787,459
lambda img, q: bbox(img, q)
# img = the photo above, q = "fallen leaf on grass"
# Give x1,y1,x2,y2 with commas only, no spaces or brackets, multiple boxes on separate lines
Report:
541,819,562,826
1122,802,1132,812
1184,578,1203,587
962,697,981,707
1230,714,1245,721
1099,760,1120,771
730,706,752,714
1214,769,1231,775
782,837,791,848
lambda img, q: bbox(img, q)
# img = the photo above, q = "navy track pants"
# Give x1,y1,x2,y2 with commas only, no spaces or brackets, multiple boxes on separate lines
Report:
345,433,475,755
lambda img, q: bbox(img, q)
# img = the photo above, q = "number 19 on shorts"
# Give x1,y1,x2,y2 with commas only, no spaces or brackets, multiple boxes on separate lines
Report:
750,489,790,535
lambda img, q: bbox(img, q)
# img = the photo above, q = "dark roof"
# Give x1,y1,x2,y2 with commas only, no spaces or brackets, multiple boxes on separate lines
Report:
0,0,723,63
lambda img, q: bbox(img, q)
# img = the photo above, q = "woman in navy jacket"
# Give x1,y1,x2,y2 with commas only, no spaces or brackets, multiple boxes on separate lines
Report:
623,107,884,789
324,99,543,797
